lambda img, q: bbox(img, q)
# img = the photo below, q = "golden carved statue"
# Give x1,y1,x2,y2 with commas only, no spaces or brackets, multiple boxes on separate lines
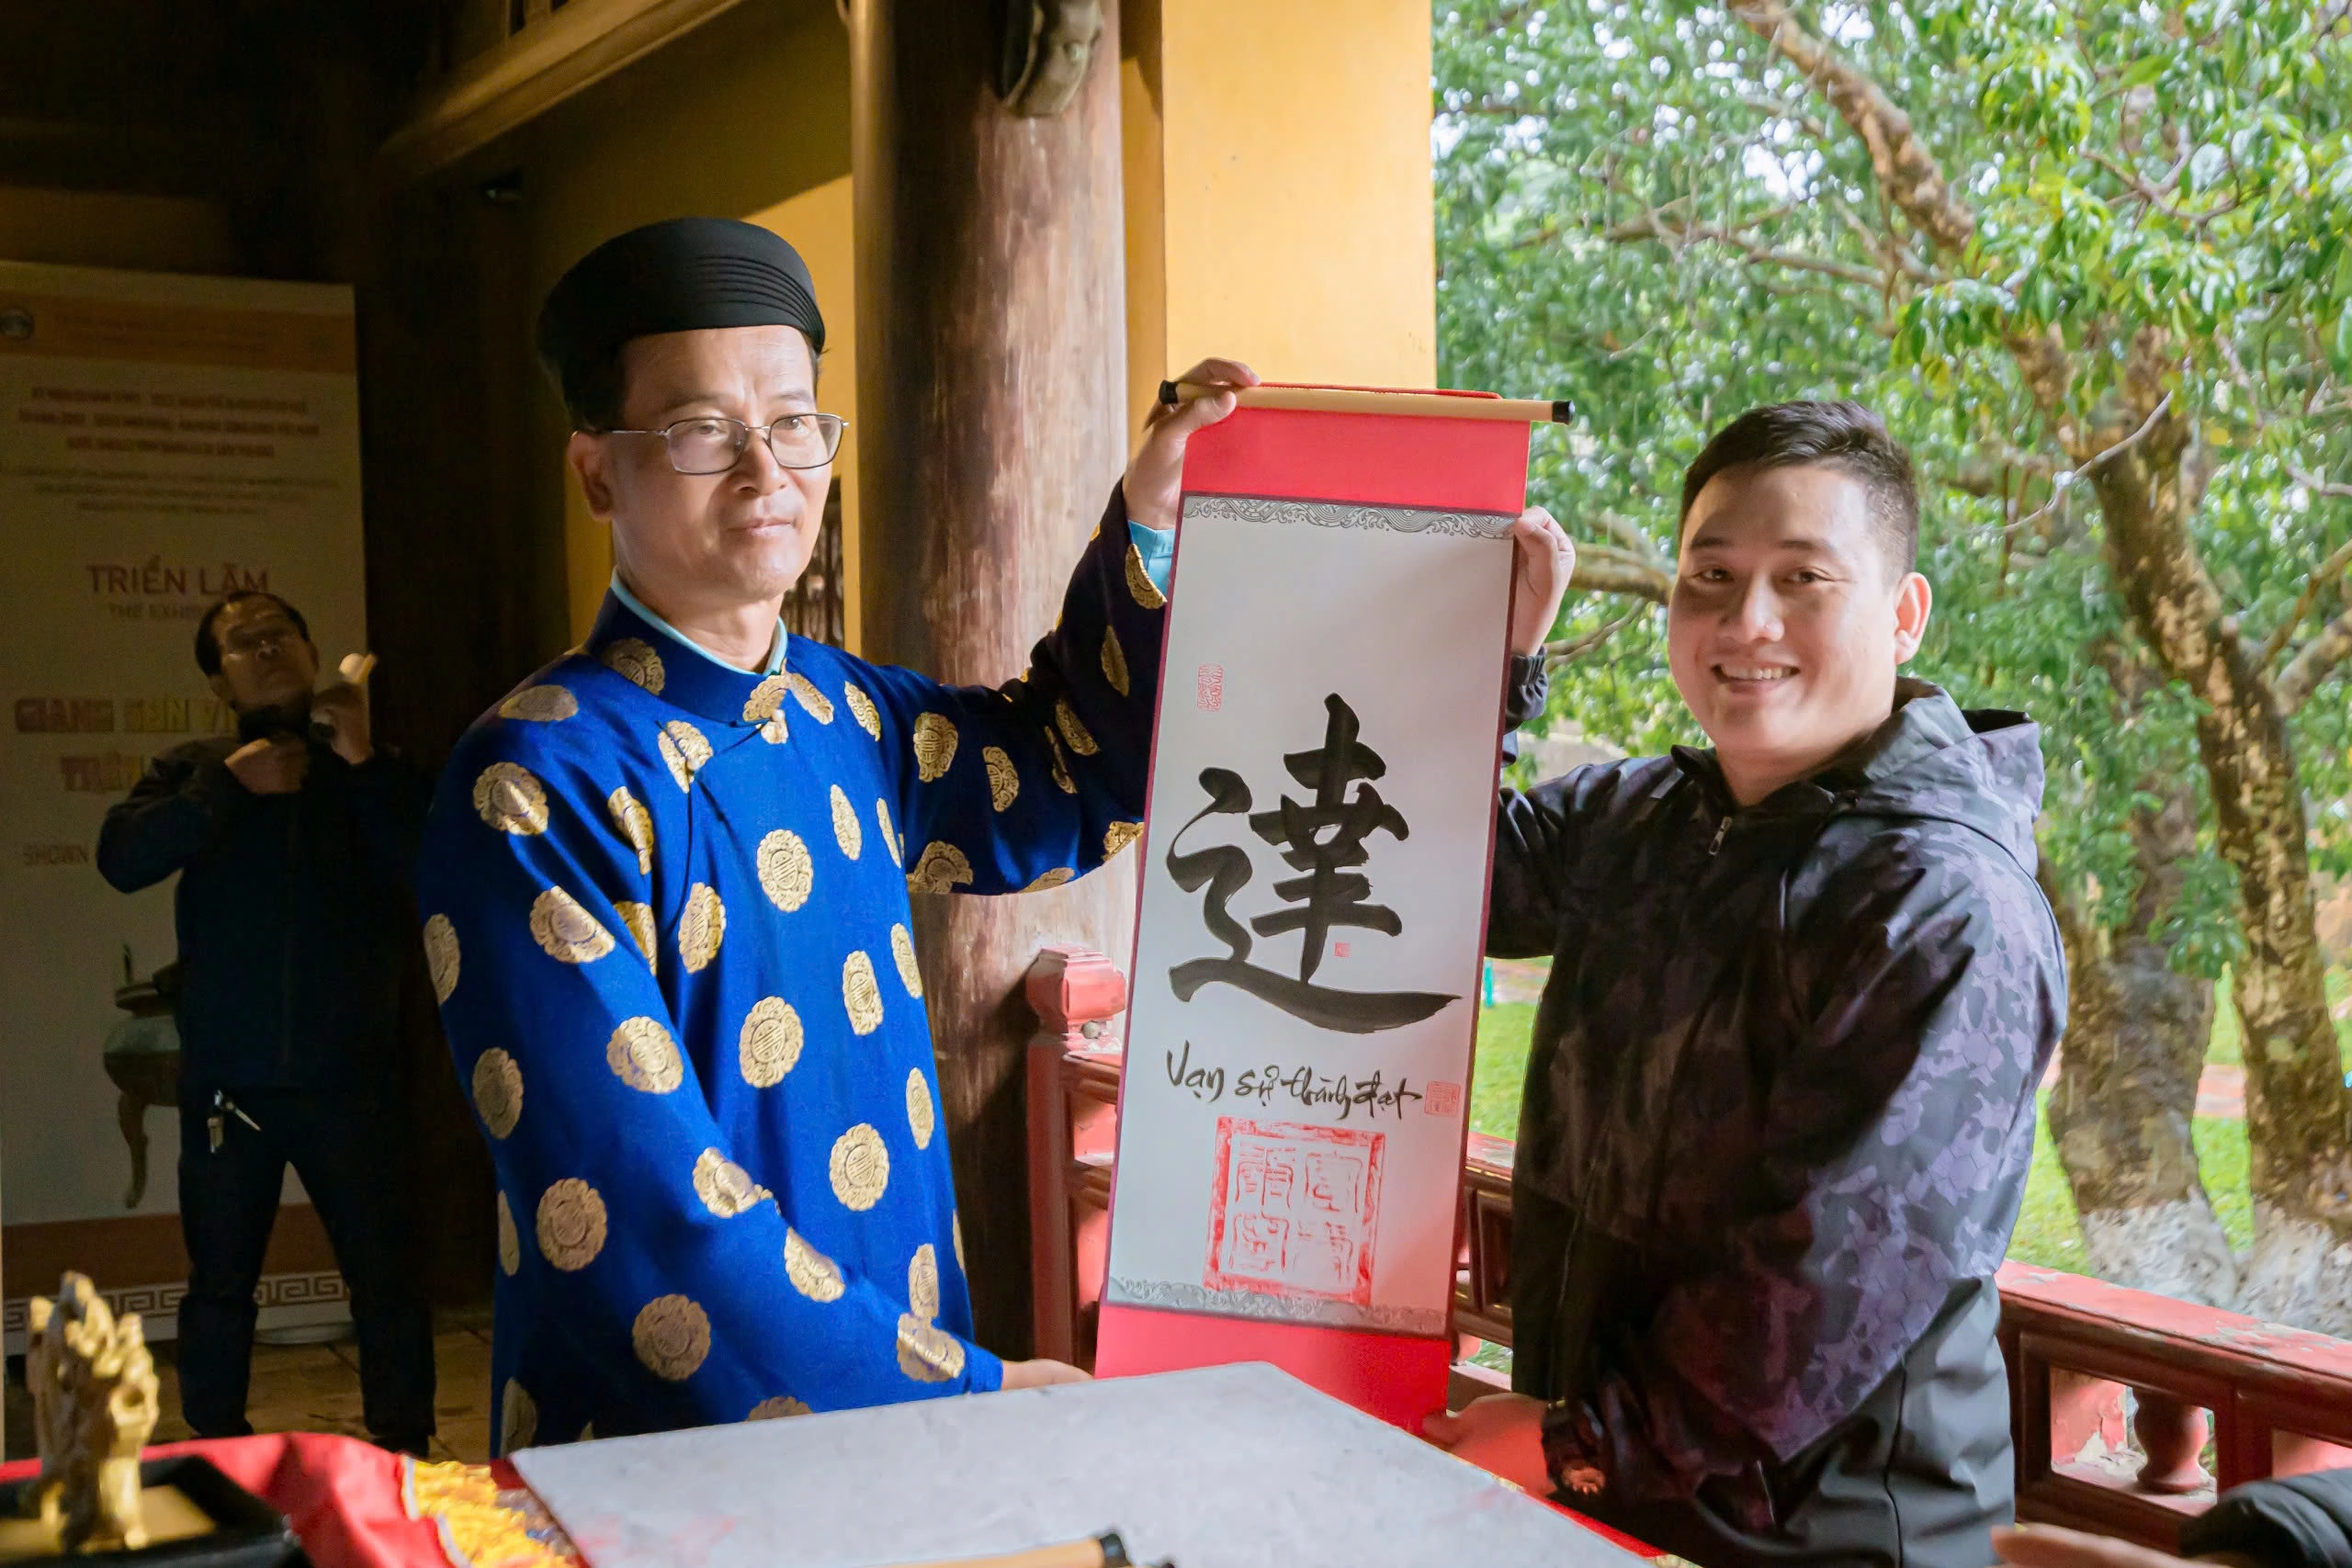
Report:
22,1273,161,1553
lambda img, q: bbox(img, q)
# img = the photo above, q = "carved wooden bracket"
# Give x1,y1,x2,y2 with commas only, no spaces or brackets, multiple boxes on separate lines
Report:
999,0,1102,117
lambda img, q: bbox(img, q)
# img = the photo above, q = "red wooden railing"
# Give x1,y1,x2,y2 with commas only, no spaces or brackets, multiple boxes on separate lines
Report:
1025,948,2352,1551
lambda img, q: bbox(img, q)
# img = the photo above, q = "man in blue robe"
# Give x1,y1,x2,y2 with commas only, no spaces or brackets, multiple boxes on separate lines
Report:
416,217,1249,1450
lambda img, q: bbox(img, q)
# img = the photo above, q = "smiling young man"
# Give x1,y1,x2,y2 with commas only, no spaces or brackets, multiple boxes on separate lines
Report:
415,218,1248,1451
1428,401,2065,1568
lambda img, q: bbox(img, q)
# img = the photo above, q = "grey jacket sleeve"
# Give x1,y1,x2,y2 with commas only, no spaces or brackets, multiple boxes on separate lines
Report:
1545,848,2062,1498
2183,1470,2352,1568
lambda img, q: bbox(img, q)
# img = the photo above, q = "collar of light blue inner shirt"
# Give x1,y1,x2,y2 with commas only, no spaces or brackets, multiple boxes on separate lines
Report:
608,572,788,676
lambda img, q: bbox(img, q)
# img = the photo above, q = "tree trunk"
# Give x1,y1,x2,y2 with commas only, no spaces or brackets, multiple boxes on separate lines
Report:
2041,784,2237,1305
850,0,1130,1356
2087,335,2352,1332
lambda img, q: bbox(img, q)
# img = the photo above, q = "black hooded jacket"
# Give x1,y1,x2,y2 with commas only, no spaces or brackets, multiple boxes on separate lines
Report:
1492,671,2066,1568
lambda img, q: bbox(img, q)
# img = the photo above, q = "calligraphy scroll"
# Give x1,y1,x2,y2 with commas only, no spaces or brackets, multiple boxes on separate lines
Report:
1094,389,1528,1428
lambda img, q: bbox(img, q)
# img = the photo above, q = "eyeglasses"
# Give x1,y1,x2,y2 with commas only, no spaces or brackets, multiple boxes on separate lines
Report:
221,623,300,660
598,413,846,475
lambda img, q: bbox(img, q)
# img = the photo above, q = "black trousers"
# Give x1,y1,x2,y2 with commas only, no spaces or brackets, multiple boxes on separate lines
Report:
175,1085,435,1447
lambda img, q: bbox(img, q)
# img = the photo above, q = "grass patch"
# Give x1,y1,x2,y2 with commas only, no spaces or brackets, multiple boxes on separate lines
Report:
1471,1000,1538,1140
2010,1097,2088,1270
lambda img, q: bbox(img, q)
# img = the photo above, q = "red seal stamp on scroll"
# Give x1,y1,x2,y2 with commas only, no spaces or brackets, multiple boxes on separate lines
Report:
1204,1118,1383,1306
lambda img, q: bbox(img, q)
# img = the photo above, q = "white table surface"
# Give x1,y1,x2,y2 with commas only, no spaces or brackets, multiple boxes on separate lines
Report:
513,1362,1645,1568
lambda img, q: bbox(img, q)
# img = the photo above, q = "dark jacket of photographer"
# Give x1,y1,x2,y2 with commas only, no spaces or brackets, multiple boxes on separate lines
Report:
97,734,432,1091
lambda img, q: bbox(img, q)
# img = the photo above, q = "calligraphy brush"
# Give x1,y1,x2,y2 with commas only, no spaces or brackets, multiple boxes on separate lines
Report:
1159,378,1574,426
882,1528,1171,1568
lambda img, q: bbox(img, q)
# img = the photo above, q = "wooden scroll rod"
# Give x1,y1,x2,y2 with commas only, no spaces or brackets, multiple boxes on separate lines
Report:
885,1529,1163,1568
1159,379,1573,425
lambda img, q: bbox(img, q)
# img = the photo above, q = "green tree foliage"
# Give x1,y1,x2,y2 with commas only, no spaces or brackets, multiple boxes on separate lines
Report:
1437,0,2352,974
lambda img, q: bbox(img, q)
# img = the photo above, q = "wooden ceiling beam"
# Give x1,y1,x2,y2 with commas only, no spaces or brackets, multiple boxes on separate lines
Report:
379,0,745,181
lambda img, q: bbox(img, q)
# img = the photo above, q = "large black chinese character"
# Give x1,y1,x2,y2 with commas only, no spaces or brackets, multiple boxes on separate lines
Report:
1166,694,1456,1034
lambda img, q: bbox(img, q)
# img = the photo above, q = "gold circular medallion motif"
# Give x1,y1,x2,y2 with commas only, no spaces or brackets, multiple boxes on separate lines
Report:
876,799,901,866
500,1380,537,1455
500,684,578,723
1125,544,1167,610
983,747,1019,812
528,886,615,964
889,924,923,998
616,901,657,972
1055,698,1100,757
606,787,655,875
830,784,863,860
787,673,834,723
906,1067,935,1151
659,720,712,791
896,1314,965,1383
842,951,885,1036
828,1122,890,1211
907,841,975,896
908,1244,940,1322
632,1295,711,1382
607,1016,684,1093
747,1396,812,1420
536,1179,607,1271
1044,729,1075,794
603,638,666,694
756,829,814,912
692,1148,772,1218
1101,626,1130,696
496,1190,520,1276
911,713,958,782
843,682,881,739
784,1228,845,1303
738,997,804,1088
1022,867,1075,893
472,1049,522,1138
1103,820,1144,861
678,883,725,973
423,914,460,1003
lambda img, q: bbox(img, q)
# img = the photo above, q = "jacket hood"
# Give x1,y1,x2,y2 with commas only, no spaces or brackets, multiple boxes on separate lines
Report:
1676,679,2046,872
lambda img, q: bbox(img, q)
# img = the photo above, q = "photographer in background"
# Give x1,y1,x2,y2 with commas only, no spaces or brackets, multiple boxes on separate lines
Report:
97,590,436,1456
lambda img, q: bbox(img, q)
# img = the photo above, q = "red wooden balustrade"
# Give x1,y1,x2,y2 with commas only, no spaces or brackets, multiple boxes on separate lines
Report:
1024,947,2352,1551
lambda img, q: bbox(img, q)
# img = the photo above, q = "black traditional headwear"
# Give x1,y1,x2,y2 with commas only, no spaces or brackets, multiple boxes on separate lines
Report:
535,217,826,427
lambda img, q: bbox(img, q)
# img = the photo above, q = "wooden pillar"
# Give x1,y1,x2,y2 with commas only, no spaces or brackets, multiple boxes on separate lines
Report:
851,0,1129,1356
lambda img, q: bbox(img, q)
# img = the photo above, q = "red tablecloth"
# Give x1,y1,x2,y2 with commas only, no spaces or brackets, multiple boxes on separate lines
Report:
5,1434,1662,1566
0,1434,548,1568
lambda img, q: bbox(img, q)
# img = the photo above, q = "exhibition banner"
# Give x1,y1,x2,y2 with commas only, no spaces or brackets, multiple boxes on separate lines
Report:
0,260,367,1346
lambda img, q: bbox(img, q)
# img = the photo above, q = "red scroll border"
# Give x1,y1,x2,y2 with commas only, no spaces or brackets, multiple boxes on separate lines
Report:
1094,387,1531,1431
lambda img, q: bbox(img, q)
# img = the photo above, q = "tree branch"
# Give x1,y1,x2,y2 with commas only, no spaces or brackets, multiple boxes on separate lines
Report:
1544,600,1653,666
1603,208,1882,288
1571,545,1673,606
2256,536,2352,678
1729,0,1976,255
2277,612,2352,715
1588,509,1669,564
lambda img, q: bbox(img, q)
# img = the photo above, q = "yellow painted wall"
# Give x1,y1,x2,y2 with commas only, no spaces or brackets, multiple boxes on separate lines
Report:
503,0,862,647
0,186,234,275
1121,0,1436,437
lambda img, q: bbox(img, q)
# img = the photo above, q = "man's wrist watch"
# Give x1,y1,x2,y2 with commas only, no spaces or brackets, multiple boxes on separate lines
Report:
1543,1400,1608,1497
